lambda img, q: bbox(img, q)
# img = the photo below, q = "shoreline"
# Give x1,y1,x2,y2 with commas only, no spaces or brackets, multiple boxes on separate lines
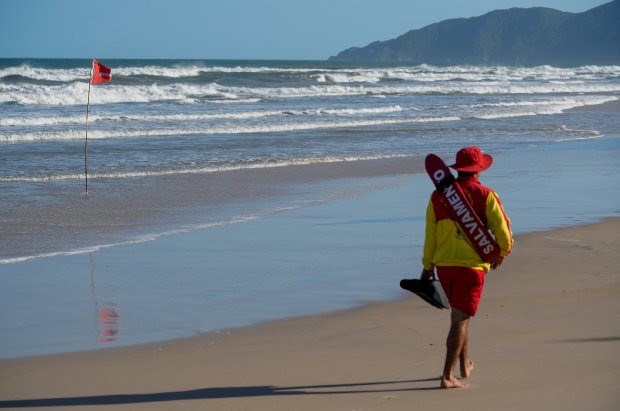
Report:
0,156,425,264
3,215,619,361
1,134,619,360
1,218,618,410
2,217,618,362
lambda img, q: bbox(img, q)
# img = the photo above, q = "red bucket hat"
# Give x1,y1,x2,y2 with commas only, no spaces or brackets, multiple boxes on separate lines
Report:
450,146,493,172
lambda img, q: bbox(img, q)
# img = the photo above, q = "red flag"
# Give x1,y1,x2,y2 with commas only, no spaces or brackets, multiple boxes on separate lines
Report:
91,59,112,84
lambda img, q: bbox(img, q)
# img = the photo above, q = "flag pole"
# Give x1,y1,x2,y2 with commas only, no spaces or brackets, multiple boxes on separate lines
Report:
85,60,93,194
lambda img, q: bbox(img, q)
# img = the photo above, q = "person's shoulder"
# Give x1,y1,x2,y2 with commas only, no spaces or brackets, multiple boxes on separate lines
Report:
472,178,495,194
479,181,495,193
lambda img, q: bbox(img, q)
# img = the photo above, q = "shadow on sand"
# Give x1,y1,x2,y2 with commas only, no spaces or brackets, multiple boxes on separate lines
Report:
0,377,440,408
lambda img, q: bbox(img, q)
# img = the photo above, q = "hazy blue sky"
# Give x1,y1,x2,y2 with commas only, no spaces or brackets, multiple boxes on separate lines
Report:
0,0,610,60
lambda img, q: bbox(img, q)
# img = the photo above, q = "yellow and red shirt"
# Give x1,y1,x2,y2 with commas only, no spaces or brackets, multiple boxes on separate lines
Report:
422,175,513,272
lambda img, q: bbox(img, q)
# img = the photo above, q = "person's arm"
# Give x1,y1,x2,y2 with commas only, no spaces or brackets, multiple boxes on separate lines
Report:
421,197,437,278
486,191,513,268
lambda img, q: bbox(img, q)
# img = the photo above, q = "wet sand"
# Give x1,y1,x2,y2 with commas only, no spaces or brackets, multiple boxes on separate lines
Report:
0,156,424,262
1,218,618,410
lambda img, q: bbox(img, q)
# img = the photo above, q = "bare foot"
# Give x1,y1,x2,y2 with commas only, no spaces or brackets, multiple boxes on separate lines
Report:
460,359,474,378
441,376,468,389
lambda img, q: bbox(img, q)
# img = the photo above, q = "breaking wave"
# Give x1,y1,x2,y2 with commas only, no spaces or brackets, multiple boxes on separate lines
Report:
2,81,620,106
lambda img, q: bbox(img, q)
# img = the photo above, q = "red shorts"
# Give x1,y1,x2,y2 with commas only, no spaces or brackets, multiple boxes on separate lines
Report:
437,266,485,316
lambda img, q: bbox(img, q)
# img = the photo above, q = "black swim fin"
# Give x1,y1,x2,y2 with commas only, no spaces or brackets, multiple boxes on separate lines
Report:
400,278,449,309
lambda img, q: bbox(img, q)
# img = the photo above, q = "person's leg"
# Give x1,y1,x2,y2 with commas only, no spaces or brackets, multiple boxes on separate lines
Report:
441,308,470,388
459,324,474,378
437,266,484,385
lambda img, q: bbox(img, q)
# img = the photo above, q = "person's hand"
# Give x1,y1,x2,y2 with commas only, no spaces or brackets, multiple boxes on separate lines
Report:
491,256,504,270
420,268,435,280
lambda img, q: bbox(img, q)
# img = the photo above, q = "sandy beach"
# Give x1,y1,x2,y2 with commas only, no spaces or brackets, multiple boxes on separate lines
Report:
1,64,619,410
1,218,618,410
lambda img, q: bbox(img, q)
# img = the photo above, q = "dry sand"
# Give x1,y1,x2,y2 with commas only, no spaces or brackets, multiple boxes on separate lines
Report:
1,219,618,410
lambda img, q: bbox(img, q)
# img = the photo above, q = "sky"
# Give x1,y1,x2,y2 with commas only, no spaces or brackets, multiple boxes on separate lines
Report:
0,0,610,60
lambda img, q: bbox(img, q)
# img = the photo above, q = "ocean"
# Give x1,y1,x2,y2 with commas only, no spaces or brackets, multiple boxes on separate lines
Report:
1,59,619,358
3,59,619,182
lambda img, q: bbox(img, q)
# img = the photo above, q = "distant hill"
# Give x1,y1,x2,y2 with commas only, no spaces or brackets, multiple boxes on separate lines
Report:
329,0,620,66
